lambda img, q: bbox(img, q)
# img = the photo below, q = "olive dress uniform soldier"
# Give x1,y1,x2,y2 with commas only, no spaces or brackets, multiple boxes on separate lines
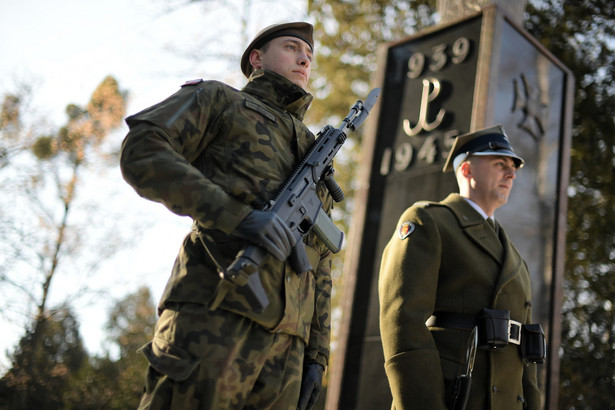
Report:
378,126,544,410
120,22,331,410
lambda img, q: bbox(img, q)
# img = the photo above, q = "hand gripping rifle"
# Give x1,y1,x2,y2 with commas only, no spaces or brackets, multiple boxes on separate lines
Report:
225,88,380,312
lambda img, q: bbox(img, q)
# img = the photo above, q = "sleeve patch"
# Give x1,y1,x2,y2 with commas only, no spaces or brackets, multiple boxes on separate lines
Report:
398,222,415,239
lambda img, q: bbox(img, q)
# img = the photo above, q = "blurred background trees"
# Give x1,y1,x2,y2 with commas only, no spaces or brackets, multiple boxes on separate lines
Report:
0,287,155,409
1,75,127,321
0,306,86,409
1,0,613,408
524,1,615,407
0,76,150,409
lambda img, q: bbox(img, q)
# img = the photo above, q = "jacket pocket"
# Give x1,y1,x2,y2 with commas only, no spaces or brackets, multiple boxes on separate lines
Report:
139,338,200,382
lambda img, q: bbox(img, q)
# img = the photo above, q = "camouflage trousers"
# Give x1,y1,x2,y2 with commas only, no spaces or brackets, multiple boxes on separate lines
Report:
137,303,305,410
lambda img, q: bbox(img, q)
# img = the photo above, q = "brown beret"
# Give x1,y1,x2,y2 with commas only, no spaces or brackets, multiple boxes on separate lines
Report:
240,21,314,78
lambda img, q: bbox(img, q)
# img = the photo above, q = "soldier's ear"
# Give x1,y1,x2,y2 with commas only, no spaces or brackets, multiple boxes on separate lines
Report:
249,49,263,71
459,161,472,178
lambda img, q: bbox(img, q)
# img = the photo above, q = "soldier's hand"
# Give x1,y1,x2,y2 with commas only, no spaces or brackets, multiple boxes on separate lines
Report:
297,363,324,410
233,210,296,261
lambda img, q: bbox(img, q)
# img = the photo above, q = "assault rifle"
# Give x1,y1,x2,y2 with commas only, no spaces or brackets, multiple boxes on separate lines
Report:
226,88,380,312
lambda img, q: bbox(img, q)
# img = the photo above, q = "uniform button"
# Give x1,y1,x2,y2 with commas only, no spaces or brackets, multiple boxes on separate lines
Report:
492,385,498,393
286,276,291,282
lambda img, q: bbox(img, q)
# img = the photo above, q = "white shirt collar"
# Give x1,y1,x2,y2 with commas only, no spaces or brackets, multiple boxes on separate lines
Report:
461,197,494,221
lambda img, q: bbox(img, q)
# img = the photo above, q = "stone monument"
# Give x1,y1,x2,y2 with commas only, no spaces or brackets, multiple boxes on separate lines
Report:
325,1,573,409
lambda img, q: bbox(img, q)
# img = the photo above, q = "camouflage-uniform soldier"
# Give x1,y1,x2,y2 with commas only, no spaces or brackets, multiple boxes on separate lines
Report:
120,22,331,410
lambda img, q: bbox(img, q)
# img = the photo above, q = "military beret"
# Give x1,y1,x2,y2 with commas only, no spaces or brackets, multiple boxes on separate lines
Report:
443,125,525,172
241,21,314,78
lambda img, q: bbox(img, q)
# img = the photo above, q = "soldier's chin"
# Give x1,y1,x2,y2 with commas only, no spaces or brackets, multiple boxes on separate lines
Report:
291,75,308,89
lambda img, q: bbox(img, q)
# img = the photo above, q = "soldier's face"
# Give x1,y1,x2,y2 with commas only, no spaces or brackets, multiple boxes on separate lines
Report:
466,155,517,211
250,36,312,89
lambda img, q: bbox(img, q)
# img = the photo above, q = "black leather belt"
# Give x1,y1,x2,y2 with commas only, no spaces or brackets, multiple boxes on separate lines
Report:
426,311,477,330
427,311,522,346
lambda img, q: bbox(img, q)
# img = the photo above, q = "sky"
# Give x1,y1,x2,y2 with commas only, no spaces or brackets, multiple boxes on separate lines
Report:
0,0,308,369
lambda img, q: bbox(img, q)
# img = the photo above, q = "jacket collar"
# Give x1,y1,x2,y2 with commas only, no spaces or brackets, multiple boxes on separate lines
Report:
442,193,524,291
441,193,486,228
442,193,503,262
242,69,313,121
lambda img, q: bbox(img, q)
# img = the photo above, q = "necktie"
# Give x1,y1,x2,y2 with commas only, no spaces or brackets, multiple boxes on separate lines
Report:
487,218,499,237
487,218,495,230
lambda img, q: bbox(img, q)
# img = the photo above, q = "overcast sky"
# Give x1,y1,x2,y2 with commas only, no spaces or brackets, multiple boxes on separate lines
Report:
0,0,307,370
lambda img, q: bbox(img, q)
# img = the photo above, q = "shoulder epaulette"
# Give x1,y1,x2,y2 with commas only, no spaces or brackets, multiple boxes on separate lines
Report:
181,78,204,87
415,200,443,208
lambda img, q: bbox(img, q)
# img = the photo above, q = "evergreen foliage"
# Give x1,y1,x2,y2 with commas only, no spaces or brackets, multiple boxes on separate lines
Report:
0,288,156,409
0,307,86,409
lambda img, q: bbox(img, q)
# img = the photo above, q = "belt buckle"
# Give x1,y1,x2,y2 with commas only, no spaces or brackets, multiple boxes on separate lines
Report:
508,320,522,345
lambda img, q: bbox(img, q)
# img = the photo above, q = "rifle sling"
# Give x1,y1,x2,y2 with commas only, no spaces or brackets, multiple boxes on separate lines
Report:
195,224,227,277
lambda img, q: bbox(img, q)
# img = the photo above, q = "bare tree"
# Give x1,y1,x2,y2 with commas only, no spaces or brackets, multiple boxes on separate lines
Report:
149,0,308,86
0,76,127,362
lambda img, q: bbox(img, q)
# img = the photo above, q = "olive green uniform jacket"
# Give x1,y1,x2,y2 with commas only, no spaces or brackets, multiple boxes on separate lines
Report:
120,69,332,370
379,193,541,410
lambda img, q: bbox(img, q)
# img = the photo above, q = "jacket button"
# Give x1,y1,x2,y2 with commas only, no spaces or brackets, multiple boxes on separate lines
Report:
492,385,498,393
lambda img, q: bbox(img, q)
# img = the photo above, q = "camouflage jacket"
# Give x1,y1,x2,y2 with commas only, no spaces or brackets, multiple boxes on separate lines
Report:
120,69,332,368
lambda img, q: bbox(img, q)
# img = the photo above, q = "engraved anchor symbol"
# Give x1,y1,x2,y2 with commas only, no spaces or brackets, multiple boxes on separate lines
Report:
403,77,446,136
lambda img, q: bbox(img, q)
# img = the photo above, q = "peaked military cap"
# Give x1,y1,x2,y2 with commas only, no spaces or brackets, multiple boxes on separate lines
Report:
443,125,525,172
241,21,314,78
